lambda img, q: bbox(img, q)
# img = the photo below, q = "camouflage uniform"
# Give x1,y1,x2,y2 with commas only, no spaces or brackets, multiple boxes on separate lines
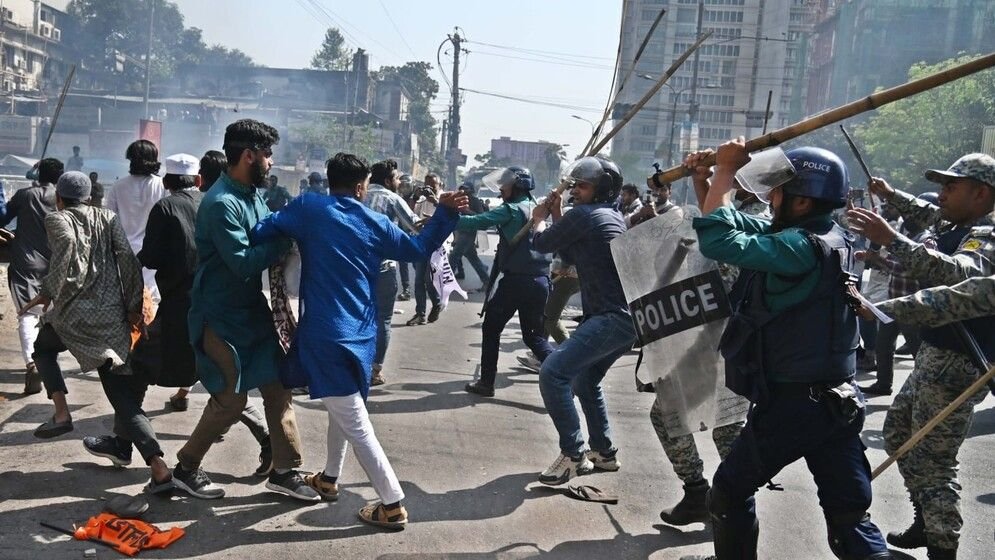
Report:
652,198,769,484
878,275,995,326
877,159,995,550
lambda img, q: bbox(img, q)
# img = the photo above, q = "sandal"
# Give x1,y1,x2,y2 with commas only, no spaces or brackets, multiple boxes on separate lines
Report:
303,472,339,501
34,415,74,439
358,502,408,530
567,484,618,504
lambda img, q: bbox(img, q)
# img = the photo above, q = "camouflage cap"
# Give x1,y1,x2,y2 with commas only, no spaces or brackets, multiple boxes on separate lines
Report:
924,153,995,188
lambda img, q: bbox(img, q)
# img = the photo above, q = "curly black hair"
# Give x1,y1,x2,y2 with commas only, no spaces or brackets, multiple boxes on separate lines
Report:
222,119,280,166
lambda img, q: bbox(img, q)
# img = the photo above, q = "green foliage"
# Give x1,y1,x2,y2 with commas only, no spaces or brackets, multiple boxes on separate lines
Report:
853,54,995,193
371,62,441,168
473,151,511,167
65,0,255,92
310,28,353,71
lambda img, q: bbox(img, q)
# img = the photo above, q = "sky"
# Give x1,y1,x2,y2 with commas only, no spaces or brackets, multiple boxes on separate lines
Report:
170,0,623,166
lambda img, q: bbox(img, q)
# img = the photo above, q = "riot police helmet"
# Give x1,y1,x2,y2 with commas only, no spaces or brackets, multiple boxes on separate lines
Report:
781,147,849,208
563,156,623,204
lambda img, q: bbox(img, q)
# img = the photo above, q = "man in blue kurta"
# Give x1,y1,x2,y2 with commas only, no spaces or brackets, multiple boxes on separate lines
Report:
251,152,467,530
172,119,319,503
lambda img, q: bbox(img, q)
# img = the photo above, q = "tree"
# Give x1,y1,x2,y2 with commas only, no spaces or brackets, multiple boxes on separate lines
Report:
853,54,995,193
473,151,512,168
372,62,442,171
293,115,382,165
310,28,353,71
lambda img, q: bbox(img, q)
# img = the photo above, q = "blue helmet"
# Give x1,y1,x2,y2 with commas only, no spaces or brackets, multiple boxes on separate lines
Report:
917,191,939,205
782,147,849,208
506,166,535,191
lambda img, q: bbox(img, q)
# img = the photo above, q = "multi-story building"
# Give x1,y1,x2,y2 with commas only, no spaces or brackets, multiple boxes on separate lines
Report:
490,136,562,189
807,0,995,115
611,0,817,180
0,0,71,93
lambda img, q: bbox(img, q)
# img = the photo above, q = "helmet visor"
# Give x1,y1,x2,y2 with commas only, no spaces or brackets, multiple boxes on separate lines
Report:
561,157,604,187
734,148,796,202
481,168,518,191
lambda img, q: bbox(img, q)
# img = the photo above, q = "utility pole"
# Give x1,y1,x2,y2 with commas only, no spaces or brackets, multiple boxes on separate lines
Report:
440,118,448,157
142,0,155,120
686,1,704,153
445,30,465,188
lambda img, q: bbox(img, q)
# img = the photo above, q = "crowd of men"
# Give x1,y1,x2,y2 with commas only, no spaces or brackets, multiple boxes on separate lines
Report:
1,116,992,559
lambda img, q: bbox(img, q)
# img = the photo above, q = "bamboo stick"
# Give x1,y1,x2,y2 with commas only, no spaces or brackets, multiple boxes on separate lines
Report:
872,363,995,480
652,52,995,185
40,64,76,160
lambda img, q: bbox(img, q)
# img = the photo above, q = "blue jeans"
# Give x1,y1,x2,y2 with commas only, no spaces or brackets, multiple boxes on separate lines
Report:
414,260,440,315
449,231,489,283
374,266,399,367
710,383,887,558
539,311,636,456
398,262,410,292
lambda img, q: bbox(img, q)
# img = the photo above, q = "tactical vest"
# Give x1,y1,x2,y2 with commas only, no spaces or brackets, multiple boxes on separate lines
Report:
719,219,859,400
919,225,995,361
496,201,551,277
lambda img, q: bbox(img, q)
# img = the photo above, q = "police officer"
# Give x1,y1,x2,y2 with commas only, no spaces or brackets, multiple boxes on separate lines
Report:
460,166,555,397
846,153,995,560
691,137,890,560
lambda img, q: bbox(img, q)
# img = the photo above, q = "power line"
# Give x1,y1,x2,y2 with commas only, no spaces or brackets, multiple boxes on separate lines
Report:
463,39,615,62
376,0,418,59
460,87,602,113
468,49,614,71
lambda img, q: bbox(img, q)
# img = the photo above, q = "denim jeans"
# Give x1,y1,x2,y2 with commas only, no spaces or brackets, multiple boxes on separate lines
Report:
374,266,399,367
398,262,410,292
543,276,581,344
539,311,636,456
414,259,440,315
449,231,489,283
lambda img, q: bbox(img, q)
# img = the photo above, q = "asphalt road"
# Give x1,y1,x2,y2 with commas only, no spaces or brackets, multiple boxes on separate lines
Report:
0,257,993,560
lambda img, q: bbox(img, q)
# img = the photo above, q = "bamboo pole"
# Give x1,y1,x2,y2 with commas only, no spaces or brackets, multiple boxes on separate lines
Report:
652,52,995,185
589,31,712,156
582,7,668,156
872,363,995,480
506,35,713,247
40,64,76,160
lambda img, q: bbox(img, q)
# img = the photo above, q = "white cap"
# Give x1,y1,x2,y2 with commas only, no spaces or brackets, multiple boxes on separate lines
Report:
164,153,200,176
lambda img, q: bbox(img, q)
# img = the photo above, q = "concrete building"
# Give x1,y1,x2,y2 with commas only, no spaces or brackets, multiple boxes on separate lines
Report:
490,136,562,189
611,0,817,181
0,0,71,94
807,0,995,115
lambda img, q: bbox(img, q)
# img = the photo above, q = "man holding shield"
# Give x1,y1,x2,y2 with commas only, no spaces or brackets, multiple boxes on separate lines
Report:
690,138,889,560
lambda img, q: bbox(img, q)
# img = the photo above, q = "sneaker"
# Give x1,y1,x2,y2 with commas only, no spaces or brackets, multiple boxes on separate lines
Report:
587,448,621,472
406,313,426,326
144,475,176,496
397,290,411,301
464,382,494,397
303,472,340,501
172,465,225,499
516,354,541,373
266,470,321,502
538,452,594,486
291,386,310,396
83,435,133,467
371,371,386,386
427,306,443,323
895,343,914,356
254,442,273,477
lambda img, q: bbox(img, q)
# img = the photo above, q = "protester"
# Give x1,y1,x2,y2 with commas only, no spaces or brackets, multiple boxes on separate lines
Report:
0,158,60,394
449,180,490,285
305,171,327,195
459,166,555,397
197,150,227,192
846,153,995,560
396,173,416,300
66,146,84,172
405,173,443,325
23,171,173,491
527,157,633,485
251,152,467,529
105,140,167,304
364,160,419,386
692,138,889,559
618,183,643,227
172,119,316,502
88,172,104,207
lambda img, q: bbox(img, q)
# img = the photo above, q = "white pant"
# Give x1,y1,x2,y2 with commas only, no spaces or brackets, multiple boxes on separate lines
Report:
17,308,41,365
322,392,404,505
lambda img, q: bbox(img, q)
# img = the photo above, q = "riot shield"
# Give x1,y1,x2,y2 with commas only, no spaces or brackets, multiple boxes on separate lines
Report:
610,206,748,437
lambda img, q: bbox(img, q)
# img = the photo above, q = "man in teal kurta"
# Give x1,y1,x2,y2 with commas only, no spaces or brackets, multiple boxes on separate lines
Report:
172,119,319,503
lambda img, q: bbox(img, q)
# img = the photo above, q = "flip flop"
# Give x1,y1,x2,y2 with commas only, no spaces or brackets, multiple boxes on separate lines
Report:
567,484,618,504
34,416,73,439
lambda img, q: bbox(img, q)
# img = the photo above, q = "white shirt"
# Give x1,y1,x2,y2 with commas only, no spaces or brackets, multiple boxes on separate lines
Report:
105,174,166,253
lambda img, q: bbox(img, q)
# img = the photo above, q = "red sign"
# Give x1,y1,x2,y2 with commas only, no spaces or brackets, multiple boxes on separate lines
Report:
139,119,162,151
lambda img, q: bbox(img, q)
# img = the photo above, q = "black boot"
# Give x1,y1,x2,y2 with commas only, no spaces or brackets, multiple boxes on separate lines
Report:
660,480,710,525
886,501,926,549
927,546,956,560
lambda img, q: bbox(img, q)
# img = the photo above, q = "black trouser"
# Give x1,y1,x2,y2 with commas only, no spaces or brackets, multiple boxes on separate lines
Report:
479,274,555,388
874,321,921,389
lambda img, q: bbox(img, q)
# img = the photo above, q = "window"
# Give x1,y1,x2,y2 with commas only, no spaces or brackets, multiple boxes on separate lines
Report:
640,125,656,135
704,10,744,23
632,140,656,151
677,8,696,23
722,60,737,74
